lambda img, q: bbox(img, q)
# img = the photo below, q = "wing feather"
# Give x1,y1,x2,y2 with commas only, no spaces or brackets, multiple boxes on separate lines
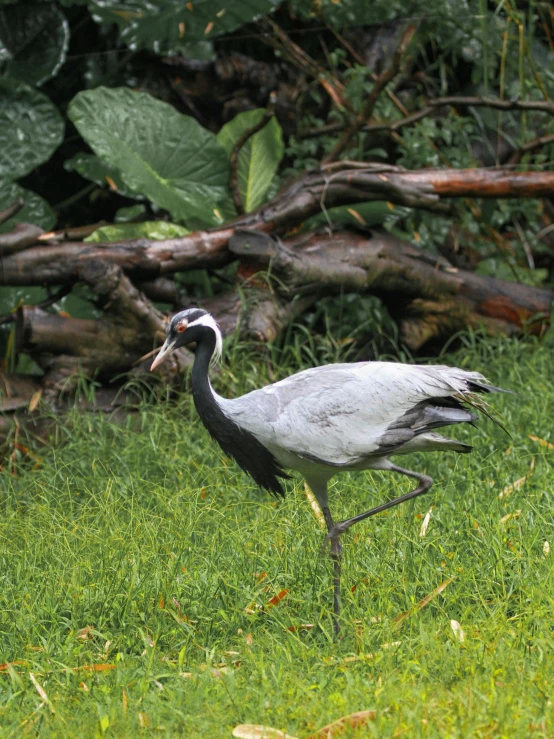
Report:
220,362,502,465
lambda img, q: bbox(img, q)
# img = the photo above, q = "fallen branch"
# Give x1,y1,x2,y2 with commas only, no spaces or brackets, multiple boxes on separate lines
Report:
299,105,434,140
506,132,554,165
16,262,192,392
429,96,554,116
229,228,553,349
4,167,554,286
0,223,44,255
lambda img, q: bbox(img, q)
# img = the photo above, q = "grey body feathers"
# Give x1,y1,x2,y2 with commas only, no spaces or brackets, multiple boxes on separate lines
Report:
216,361,496,484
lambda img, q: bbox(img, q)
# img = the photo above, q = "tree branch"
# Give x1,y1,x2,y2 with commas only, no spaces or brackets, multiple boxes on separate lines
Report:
299,105,434,140
322,25,415,163
3,167,554,286
229,229,553,349
260,18,353,114
0,198,24,226
429,96,554,115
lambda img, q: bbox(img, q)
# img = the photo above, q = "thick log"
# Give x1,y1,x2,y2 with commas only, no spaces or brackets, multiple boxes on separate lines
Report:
0,228,236,286
201,288,320,343
3,167,554,286
15,262,192,393
229,229,553,350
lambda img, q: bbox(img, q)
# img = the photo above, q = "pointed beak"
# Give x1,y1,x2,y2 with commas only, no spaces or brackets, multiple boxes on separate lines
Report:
150,338,176,371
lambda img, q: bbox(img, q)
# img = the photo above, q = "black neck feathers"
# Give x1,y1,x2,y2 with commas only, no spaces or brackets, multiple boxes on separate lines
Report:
191,329,288,497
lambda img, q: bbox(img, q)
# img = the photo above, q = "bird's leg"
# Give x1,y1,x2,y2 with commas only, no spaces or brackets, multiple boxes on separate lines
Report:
324,464,433,547
306,478,342,635
322,504,342,636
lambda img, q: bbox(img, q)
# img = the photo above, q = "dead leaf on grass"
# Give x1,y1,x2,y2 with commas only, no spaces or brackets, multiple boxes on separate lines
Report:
77,625,94,640
265,590,288,610
308,709,377,738
528,434,554,450
450,619,465,643
232,725,298,739
0,659,28,672
499,477,526,499
394,578,454,624
28,388,42,412
500,510,521,524
29,672,54,713
419,507,433,538
286,624,314,632
73,664,116,672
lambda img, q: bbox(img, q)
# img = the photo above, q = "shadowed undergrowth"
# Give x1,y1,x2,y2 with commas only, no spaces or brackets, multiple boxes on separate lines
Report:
0,336,553,737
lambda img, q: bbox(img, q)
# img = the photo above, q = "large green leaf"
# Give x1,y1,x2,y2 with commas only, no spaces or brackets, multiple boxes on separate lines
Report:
64,152,144,200
67,86,230,225
0,4,69,86
217,109,284,213
90,0,282,53
0,180,55,234
0,77,64,180
85,221,190,243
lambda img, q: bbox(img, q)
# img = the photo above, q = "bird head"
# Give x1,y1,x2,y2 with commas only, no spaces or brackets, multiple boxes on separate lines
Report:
150,308,222,371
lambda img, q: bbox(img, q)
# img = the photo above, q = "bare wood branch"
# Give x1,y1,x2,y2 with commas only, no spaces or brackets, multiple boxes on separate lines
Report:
0,198,24,226
429,96,554,115
229,229,553,350
0,223,44,255
322,25,415,163
16,262,192,390
261,18,353,114
37,222,108,243
299,105,434,140
506,132,554,165
3,168,554,287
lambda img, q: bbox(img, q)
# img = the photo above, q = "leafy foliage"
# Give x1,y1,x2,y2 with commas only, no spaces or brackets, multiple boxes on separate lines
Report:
217,109,284,213
68,86,230,226
0,77,64,180
0,3,69,86
89,0,282,52
64,152,144,200
85,221,190,242
0,180,55,233
0,0,552,322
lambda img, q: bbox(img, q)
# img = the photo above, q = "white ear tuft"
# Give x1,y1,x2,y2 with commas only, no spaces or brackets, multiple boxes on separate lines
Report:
188,313,223,363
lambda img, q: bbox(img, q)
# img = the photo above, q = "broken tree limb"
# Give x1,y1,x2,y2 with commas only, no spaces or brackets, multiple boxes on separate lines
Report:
200,287,320,344
16,262,192,393
0,223,44,255
429,96,554,116
2,167,554,287
0,227,236,286
229,229,553,350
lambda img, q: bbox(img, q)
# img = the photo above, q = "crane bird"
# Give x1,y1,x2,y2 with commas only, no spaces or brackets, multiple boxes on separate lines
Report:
151,308,508,633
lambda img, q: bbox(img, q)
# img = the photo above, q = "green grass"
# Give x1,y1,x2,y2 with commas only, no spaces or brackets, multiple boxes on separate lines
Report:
1,336,553,737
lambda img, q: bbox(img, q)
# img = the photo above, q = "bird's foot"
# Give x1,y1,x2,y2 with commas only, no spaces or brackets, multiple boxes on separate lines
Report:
322,523,347,555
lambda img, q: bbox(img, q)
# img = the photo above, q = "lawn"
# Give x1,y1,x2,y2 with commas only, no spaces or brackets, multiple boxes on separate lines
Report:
0,335,553,737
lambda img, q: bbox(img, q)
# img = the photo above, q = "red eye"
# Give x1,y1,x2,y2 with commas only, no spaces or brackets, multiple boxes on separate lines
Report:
176,321,187,333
